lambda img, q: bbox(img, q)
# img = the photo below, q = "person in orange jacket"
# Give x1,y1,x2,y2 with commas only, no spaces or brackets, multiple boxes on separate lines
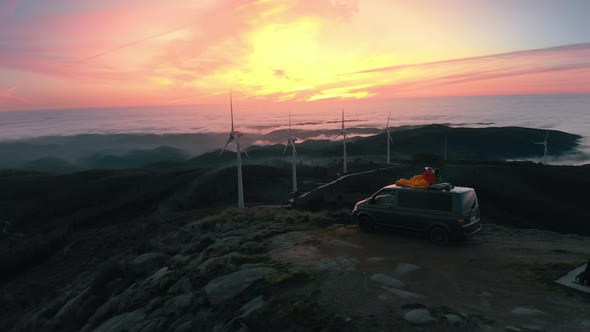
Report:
395,167,436,188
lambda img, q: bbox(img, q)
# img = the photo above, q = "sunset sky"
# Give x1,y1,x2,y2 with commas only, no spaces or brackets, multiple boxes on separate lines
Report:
1,0,589,111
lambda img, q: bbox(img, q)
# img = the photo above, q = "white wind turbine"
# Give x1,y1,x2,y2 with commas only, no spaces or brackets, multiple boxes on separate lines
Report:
219,90,245,208
333,109,352,174
386,112,394,164
282,112,298,193
535,131,549,164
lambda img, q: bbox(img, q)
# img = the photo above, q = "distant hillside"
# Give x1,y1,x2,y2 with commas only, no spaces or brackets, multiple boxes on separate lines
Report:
0,125,584,173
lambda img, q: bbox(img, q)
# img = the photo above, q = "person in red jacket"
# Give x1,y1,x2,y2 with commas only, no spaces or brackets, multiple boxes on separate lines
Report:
395,167,436,188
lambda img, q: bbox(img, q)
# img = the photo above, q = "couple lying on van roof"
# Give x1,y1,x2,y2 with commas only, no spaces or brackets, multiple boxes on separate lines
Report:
395,166,441,189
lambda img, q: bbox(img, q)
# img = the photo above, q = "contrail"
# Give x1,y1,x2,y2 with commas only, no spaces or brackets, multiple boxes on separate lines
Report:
0,83,31,104
74,25,187,64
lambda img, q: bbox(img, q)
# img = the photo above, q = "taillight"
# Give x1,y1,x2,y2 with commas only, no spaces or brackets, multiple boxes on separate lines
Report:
458,217,465,225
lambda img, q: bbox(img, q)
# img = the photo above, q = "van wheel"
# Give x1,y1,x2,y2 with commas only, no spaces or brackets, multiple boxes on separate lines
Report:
429,227,449,245
358,215,374,233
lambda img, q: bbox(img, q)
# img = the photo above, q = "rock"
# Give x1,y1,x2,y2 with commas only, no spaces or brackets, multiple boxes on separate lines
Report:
54,287,90,322
479,291,494,298
168,314,193,332
239,295,267,318
141,267,171,289
168,276,192,294
204,267,277,306
511,307,547,316
444,314,463,324
367,257,385,263
268,231,313,250
92,309,146,332
393,263,420,276
240,241,265,253
321,239,360,248
174,320,193,332
168,254,191,266
197,252,241,273
240,263,266,270
130,319,161,332
385,287,424,299
129,253,168,276
165,293,192,315
181,234,214,254
403,309,435,324
336,257,359,271
204,236,242,255
81,286,132,332
370,273,405,288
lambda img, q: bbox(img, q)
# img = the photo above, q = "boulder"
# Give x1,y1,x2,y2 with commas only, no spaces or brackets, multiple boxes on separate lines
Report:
141,267,171,289
403,309,435,324
92,309,146,332
370,273,405,288
129,253,168,276
204,267,277,306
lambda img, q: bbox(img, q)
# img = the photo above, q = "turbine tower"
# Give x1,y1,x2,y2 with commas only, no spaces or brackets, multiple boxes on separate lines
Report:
219,90,245,208
535,131,549,164
333,109,352,174
386,112,394,164
282,111,298,193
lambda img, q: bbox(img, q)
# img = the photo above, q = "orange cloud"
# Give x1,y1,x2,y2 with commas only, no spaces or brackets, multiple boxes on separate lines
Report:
1,1,589,111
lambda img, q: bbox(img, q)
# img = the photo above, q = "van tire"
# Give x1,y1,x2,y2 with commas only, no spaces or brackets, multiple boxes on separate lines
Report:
358,215,374,233
429,226,449,245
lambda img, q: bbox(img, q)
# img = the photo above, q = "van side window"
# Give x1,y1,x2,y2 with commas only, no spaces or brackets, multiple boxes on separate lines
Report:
374,190,395,206
398,191,452,211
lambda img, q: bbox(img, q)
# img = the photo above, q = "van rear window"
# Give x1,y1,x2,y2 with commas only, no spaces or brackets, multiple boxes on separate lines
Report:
461,190,478,212
398,191,452,211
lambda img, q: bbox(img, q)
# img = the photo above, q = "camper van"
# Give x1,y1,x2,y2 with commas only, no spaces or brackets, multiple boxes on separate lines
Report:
352,184,482,245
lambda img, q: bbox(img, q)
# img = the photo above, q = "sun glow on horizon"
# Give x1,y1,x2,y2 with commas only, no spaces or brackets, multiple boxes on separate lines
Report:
1,0,589,111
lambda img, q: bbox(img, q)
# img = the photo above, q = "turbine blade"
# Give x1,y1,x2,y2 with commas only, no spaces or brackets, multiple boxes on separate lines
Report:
292,143,297,154
242,149,249,158
388,133,394,143
386,111,391,128
230,89,234,132
219,136,234,156
282,143,289,154
341,109,345,131
544,131,549,141
332,133,342,141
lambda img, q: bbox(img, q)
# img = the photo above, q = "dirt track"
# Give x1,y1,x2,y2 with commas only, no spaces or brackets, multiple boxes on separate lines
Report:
270,222,590,331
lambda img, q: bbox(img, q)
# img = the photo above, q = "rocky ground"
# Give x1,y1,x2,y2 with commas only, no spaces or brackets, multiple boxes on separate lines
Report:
4,208,590,332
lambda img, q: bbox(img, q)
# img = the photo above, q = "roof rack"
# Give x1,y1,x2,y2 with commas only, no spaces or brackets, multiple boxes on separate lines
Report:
427,183,454,191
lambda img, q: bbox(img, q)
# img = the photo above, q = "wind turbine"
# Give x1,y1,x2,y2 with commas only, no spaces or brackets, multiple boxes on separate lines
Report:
386,112,394,164
219,90,245,208
535,131,549,164
444,135,447,161
282,112,298,193
333,109,352,174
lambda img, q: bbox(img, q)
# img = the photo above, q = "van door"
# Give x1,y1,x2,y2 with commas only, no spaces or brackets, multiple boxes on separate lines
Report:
396,191,454,230
367,189,396,225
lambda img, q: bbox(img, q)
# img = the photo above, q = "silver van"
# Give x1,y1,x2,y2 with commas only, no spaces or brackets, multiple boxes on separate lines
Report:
352,184,482,245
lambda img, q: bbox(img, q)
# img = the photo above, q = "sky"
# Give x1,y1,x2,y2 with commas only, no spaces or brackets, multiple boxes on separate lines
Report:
1,0,590,111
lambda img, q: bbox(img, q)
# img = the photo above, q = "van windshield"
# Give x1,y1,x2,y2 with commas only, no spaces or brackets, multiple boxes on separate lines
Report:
462,190,478,213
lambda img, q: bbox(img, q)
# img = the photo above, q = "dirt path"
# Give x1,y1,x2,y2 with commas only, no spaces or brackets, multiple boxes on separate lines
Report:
270,223,590,331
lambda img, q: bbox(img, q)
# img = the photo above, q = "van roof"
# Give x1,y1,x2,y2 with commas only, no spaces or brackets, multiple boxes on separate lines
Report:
383,184,473,194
